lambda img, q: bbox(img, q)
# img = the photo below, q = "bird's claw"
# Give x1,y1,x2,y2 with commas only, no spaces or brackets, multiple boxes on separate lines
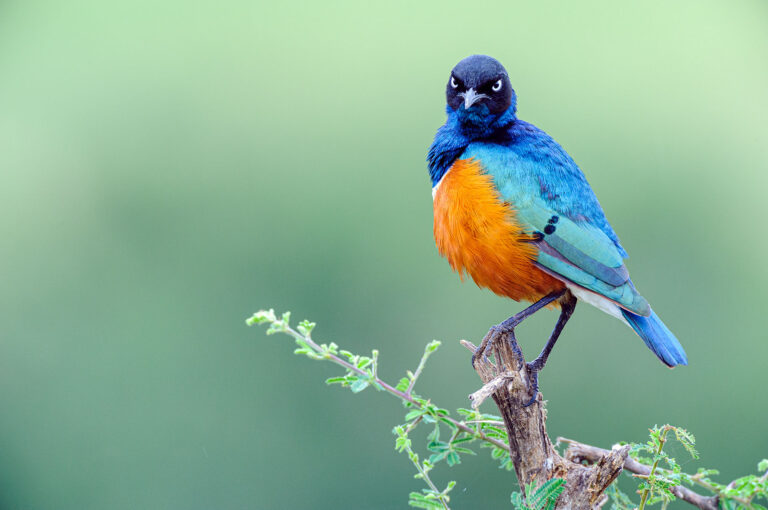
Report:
510,337,524,371
472,322,523,367
471,324,504,368
472,322,528,373
522,361,542,407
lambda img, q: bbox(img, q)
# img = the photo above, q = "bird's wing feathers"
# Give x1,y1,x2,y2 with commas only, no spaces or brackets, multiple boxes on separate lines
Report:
464,138,651,316
516,204,623,272
516,203,650,316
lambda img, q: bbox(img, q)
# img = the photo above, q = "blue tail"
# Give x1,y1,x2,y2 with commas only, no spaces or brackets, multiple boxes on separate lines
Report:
621,309,688,367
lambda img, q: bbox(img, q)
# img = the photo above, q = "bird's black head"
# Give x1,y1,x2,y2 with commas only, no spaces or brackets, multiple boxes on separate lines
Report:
446,55,514,115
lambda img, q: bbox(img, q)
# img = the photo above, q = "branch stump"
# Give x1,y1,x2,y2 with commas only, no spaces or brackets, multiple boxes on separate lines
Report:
463,332,629,509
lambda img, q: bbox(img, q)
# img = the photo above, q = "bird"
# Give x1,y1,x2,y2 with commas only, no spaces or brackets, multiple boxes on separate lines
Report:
428,55,687,405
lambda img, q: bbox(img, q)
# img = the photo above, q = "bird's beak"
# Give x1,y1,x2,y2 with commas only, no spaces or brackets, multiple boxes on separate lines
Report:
464,88,482,109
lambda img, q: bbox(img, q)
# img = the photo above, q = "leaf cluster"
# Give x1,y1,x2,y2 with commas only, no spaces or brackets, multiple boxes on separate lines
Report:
247,309,541,508
511,479,566,510
248,308,766,510
606,425,767,510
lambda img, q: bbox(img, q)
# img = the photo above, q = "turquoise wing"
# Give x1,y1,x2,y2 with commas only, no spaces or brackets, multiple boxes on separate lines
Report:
516,202,651,316
462,141,648,316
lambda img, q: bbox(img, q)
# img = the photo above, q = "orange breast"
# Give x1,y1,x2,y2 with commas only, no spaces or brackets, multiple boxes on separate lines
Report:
432,158,564,303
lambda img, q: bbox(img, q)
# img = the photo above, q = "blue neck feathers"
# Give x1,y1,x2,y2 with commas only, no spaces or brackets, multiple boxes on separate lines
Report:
427,105,517,186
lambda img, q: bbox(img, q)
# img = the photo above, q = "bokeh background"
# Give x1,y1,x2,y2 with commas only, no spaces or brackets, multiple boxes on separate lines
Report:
1,0,766,508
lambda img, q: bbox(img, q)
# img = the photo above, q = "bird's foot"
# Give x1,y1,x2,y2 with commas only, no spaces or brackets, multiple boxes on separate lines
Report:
471,321,525,371
522,358,545,407
471,324,504,368
508,334,524,371
470,323,511,368
472,292,566,370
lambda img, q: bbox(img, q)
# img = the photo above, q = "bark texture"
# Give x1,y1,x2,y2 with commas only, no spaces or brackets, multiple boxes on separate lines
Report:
463,334,629,510
561,438,719,510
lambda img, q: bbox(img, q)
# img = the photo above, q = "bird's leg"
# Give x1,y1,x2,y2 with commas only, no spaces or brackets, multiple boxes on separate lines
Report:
523,290,577,407
472,289,566,368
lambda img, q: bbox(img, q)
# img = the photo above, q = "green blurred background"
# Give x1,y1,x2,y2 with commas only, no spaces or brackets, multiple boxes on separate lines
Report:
1,0,766,508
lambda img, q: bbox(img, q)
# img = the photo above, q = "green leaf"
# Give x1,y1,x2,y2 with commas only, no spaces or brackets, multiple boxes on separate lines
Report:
528,478,566,510
672,427,698,459
511,490,525,509
446,451,461,466
245,309,277,326
427,441,449,452
408,492,445,509
428,452,447,464
759,459,768,472
405,410,424,422
394,436,411,453
350,379,370,393
297,319,316,336
439,417,458,431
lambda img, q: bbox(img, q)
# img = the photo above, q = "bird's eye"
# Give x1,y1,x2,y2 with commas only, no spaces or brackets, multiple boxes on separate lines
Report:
492,79,503,92
450,77,458,89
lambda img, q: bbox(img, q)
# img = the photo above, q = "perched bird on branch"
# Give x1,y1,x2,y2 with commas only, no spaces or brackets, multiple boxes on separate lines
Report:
428,55,687,404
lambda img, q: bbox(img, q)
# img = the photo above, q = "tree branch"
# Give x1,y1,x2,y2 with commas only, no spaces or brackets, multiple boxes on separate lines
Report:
271,318,511,452
462,334,629,509
249,309,756,510
559,438,719,510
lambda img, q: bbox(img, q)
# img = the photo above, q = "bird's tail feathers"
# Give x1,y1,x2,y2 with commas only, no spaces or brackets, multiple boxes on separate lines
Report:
621,309,688,367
